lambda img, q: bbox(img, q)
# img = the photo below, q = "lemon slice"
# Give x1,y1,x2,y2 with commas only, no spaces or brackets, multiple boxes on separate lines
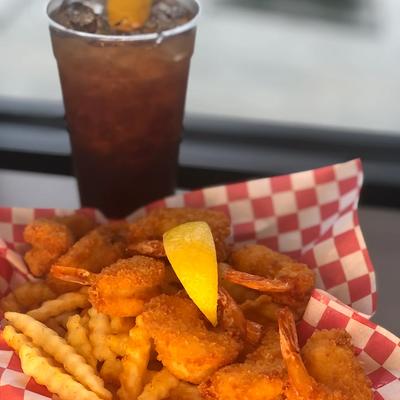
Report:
163,221,218,326
107,0,152,31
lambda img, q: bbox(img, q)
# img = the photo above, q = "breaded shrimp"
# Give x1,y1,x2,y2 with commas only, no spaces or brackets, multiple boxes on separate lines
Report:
137,294,243,384
54,214,97,239
278,308,372,400
229,245,315,306
240,294,307,326
23,215,97,277
51,256,165,317
24,219,74,277
199,325,286,400
167,381,202,400
47,222,129,293
128,208,231,261
125,240,293,303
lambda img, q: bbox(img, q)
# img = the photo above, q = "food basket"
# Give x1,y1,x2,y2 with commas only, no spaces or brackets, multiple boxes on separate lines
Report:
0,159,399,399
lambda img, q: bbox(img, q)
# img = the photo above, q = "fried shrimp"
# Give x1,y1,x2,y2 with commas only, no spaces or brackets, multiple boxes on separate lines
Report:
199,325,286,400
53,214,97,240
47,222,129,293
278,308,372,400
51,256,166,317
23,215,96,277
128,208,231,261
138,294,243,384
125,240,293,304
229,245,315,306
24,219,75,277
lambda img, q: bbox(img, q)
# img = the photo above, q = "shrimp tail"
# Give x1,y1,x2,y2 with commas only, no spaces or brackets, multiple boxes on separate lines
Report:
127,240,166,258
218,287,262,346
278,308,316,398
246,320,264,346
50,265,96,286
220,263,293,293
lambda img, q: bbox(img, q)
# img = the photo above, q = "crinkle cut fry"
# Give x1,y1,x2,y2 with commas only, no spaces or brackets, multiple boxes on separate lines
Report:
106,333,130,356
88,307,116,361
3,324,101,400
2,325,32,352
20,343,102,400
5,311,111,400
66,314,97,369
138,368,180,400
100,356,122,386
27,288,89,321
118,323,151,400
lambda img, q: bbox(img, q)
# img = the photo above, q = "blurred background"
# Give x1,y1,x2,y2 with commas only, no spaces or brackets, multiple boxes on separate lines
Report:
1,0,400,130
0,0,399,333
1,0,400,207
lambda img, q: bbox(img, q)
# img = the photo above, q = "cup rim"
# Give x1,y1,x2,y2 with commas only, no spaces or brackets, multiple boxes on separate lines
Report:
47,0,200,42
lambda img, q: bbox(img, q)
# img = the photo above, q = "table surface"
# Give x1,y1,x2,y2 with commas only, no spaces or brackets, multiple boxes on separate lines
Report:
0,168,399,336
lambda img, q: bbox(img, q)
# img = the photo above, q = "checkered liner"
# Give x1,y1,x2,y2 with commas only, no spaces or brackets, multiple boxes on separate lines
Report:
0,159,398,399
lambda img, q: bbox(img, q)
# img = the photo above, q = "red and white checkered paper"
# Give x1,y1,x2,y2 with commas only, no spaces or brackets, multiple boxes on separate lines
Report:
0,159,399,399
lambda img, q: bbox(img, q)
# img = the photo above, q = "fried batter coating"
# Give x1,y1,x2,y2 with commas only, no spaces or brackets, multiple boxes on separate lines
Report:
138,294,243,384
300,330,372,400
199,325,286,400
278,308,372,400
24,219,75,277
54,214,97,239
167,381,202,400
47,222,129,293
129,208,231,261
23,215,96,278
51,256,166,317
240,294,307,326
230,245,314,304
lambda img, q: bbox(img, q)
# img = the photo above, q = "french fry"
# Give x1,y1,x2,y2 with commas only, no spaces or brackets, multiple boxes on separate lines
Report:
88,307,116,361
117,324,151,400
110,316,135,333
5,312,111,400
55,311,77,328
19,343,102,400
81,308,90,324
28,288,89,321
100,356,122,386
2,325,32,351
0,292,21,312
106,333,130,356
66,314,97,369
45,317,67,337
13,280,57,311
137,368,179,400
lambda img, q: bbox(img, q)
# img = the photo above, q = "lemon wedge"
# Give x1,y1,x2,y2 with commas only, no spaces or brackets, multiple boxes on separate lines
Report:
107,0,152,31
163,221,218,326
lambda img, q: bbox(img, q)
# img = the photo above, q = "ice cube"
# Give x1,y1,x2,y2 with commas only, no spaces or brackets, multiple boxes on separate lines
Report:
64,2,98,33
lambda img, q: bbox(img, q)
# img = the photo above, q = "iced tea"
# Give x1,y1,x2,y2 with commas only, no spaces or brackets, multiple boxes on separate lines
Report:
47,0,198,217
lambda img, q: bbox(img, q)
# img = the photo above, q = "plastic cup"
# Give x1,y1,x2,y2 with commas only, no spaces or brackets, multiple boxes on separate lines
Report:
47,0,199,217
